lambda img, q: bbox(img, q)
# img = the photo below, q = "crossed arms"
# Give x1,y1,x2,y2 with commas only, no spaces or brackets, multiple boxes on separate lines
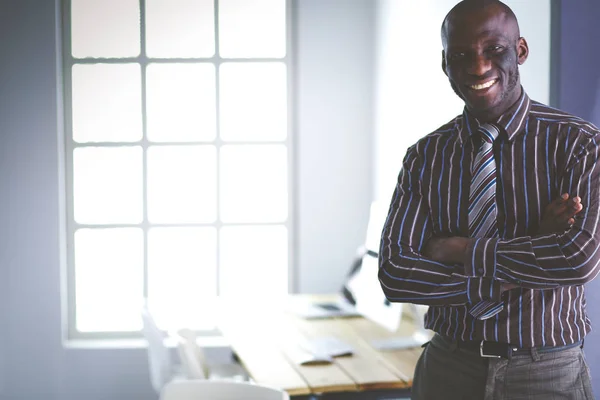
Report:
378,135,600,307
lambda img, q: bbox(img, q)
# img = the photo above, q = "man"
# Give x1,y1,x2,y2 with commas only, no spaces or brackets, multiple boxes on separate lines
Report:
378,1,599,399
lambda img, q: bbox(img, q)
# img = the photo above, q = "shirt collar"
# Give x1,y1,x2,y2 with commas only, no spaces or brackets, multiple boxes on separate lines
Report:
457,89,531,144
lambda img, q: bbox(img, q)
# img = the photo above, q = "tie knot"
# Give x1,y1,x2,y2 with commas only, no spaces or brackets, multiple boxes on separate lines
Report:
479,123,500,144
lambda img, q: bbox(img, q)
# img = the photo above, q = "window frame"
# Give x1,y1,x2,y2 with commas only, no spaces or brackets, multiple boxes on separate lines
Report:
61,0,295,340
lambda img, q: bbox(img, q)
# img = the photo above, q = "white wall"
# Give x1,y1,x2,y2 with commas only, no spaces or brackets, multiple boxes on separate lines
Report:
374,0,551,202
295,0,376,294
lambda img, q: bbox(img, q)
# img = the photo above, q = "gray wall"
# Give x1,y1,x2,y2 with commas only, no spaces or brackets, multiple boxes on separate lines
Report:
0,0,70,398
0,5,157,399
0,0,375,399
558,1,600,395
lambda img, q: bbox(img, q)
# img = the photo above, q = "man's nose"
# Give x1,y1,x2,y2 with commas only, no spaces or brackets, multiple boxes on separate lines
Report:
466,53,492,76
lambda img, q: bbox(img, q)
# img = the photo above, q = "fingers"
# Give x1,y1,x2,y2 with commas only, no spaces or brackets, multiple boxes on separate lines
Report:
562,196,583,223
552,194,583,217
538,193,584,235
568,196,583,215
558,194,583,227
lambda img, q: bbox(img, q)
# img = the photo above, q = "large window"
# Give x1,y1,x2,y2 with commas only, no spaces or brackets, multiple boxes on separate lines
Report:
62,0,292,339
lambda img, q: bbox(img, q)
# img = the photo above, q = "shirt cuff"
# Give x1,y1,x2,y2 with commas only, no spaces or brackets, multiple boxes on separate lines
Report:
464,237,500,278
468,277,503,303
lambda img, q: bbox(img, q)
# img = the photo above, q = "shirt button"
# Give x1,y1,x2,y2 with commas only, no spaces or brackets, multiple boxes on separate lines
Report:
477,268,484,274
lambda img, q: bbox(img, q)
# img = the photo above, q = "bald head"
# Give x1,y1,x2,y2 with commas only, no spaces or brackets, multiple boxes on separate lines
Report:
441,0,520,48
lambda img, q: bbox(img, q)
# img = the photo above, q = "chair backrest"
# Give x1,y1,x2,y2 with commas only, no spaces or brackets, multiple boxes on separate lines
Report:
160,380,289,400
141,304,173,393
176,328,208,379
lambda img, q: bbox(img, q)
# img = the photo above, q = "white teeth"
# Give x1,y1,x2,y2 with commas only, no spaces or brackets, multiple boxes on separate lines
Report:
470,80,496,90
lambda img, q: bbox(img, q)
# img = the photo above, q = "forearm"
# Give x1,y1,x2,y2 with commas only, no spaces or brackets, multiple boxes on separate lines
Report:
469,231,600,288
379,193,502,305
425,235,589,290
378,258,503,306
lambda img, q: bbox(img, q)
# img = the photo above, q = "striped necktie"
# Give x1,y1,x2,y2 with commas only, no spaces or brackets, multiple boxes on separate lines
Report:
468,123,503,320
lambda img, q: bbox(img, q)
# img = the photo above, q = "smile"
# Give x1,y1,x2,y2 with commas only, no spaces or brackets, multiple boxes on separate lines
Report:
468,79,498,90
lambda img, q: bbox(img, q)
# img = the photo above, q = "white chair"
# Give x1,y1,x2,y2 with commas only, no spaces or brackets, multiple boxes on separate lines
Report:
176,329,208,379
141,305,183,393
159,380,289,400
176,328,248,381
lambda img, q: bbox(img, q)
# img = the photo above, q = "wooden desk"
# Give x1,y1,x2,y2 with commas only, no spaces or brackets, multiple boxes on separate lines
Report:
217,295,424,398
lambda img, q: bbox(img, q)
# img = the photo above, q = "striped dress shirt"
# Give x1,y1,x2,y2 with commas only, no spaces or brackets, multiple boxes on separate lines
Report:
378,90,600,348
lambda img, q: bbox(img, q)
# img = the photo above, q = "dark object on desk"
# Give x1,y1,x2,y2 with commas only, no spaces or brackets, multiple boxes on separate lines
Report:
316,303,343,312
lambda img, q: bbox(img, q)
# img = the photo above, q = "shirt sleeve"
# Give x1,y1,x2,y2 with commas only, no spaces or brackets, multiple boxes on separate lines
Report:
463,131,600,289
378,145,503,306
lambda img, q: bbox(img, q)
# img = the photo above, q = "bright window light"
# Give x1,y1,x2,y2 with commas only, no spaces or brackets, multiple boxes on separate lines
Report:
64,0,291,338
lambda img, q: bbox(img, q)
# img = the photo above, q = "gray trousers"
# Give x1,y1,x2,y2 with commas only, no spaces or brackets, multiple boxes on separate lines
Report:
411,333,594,400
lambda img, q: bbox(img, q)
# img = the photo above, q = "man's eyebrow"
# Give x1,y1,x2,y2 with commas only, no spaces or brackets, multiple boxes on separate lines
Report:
449,33,512,47
479,29,508,37
481,37,512,44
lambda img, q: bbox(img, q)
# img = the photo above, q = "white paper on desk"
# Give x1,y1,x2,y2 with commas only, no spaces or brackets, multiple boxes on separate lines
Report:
300,337,354,358
287,344,333,366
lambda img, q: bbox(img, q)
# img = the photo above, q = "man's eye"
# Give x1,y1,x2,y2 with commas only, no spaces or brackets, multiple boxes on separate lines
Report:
488,45,504,53
449,52,466,61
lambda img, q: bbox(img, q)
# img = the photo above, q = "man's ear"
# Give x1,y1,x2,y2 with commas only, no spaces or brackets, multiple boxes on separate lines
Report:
441,50,448,76
517,37,529,65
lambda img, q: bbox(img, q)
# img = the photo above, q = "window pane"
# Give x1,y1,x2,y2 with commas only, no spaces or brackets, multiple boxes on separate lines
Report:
73,147,143,224
146,0,215,58
219,0,286,58
71,0,140,58
146,63,216,142
220,145,287,223
147,145,217,223
220,63,287,142
75,228,144,332
72,64,142,143
148,227,217,331
220,225,288,299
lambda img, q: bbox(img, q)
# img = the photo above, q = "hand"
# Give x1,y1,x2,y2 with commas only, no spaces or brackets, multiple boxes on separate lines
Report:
537,193,583,235
422,236,470,264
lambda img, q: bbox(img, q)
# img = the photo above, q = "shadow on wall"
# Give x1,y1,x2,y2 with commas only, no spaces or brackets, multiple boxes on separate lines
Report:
584,77,600,392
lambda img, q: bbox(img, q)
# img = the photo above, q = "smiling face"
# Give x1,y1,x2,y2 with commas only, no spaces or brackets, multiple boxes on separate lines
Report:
441,5,529,121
